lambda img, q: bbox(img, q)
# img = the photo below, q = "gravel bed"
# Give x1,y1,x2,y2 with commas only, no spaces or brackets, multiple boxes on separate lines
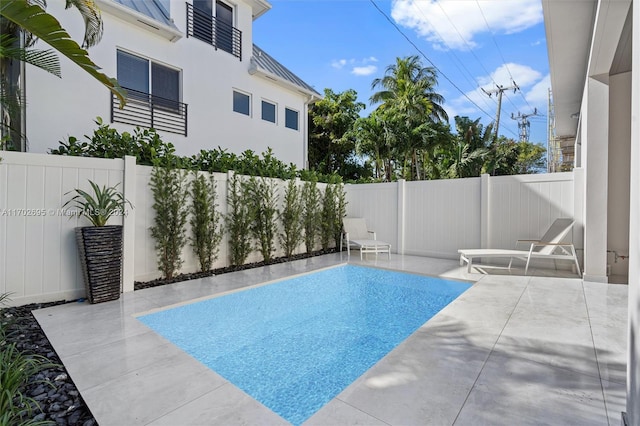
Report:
2,301,96,425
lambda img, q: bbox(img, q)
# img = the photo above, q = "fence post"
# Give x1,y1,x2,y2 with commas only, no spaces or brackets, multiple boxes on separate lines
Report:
480,173,490,249
122,155,137,292
397,179,405,254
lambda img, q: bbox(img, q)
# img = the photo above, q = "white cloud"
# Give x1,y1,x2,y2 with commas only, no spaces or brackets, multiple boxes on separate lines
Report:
478,63,542,89
391,0,543,51
524,74,550,107
331,57,379,76
331,59,347,69
449,64,546,120
352,65,378,76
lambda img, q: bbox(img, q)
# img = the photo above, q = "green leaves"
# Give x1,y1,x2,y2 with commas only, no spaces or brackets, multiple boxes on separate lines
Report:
0,0,126,107
150,166,188,279
63,180,131,227
189,173,223,272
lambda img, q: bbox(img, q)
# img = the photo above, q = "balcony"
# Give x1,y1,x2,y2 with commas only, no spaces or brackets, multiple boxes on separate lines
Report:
111,88,188,136
186,3,242,60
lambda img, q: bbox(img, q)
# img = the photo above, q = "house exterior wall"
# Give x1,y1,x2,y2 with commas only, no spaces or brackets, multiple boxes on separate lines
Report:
627,2,640,423
608,72,631,278
24,0,311,168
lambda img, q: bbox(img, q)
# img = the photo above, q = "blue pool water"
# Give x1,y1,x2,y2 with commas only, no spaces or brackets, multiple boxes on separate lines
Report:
138,265,470,425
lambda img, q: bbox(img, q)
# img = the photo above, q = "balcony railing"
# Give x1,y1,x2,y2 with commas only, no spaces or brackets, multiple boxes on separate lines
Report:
111,88,188,136
186,2,242,60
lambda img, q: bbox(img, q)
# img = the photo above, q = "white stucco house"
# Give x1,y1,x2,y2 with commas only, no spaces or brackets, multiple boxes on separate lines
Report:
24,0,321,168
542,0,639,423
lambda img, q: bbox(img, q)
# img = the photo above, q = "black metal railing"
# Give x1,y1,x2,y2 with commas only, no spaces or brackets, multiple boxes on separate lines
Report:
111,88,188,136
186,2,242,60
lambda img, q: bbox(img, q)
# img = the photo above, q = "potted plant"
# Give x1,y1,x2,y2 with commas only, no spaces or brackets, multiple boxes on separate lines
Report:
64,180,132,304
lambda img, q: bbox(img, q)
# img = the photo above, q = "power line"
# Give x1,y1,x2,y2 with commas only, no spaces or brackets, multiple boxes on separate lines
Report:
475,0,536,114
368,0,497,126
409,1,499,114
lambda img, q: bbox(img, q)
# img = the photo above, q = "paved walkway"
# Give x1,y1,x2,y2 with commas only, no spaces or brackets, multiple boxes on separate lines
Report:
33,254,628,425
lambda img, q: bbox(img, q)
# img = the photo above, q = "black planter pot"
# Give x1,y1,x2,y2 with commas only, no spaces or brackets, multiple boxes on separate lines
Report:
75,225,123,304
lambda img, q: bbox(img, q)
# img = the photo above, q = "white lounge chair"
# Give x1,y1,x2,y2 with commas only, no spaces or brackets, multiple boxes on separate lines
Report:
340,217,391,259
458,218,581,277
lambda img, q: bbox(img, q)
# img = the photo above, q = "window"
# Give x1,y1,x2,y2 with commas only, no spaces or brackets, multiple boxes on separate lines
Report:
262,100,276,123
117,50,180,105
189,0,240,59
117,50,149,99
113,50,186,135
285,108,299,130
192,0,213,43
233,91,250,116
216,1,234,55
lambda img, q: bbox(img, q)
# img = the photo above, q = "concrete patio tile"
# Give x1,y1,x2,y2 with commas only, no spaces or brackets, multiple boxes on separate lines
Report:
454,353,608,426
337,333,491,426
602,379,627,426
304,399,389,425
61,330,182,390
33,309,151,358
80,349,227,425
146,382,289,426
32,254,626,425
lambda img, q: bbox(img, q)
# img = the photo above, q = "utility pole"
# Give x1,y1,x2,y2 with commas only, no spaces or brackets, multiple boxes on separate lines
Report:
482,82,519,140
511,108,539,143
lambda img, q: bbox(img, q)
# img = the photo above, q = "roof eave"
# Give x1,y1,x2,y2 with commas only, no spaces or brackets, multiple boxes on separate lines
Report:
249,61,322,101
96,0,183,42
247,0,272,20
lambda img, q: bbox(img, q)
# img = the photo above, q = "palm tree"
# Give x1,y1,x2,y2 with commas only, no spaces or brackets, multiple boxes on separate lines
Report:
353,111,393,180
370,55,447,123
370,56,448,180
0,0,126,150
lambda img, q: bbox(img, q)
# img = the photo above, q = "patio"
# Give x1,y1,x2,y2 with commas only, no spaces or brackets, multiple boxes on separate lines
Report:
33,253,627,425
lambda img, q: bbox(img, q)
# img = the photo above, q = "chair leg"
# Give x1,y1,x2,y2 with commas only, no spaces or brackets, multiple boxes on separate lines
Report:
571,246,582,278
525,257,531,275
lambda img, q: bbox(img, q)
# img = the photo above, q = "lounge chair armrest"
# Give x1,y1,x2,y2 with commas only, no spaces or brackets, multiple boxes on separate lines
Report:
368,230,377,240
531,242,575,247
515,239,540,248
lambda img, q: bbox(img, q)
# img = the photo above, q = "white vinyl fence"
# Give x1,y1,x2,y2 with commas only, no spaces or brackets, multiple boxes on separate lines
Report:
1,151,575,305
345,172,575,259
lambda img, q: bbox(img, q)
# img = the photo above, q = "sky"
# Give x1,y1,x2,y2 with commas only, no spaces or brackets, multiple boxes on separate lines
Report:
253,0,550,146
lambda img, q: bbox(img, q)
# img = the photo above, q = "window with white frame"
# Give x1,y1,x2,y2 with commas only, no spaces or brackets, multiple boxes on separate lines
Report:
233,90,251,116
285,107,299,130
262,100,276,123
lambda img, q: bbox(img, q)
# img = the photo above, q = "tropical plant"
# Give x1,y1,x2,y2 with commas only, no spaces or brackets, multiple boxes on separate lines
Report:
51,117,180,167
301,179,321,253
353,111,392,181
246,176,279,262
150,164,189,279
279,179,303,258
370,56,448,180
0,0,125,102
319,184,336,251
0,0,126,150
189,172,223,272
63,180,131,226
308,88,369,180
225,173,252,266
333,182,347,247
0,293,57,426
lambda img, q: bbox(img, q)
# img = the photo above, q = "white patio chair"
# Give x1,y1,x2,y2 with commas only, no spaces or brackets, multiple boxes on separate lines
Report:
458,218,581,277
340,217,391,260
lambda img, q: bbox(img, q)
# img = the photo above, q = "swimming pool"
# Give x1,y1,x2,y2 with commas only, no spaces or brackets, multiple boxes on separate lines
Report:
137,265,470,425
